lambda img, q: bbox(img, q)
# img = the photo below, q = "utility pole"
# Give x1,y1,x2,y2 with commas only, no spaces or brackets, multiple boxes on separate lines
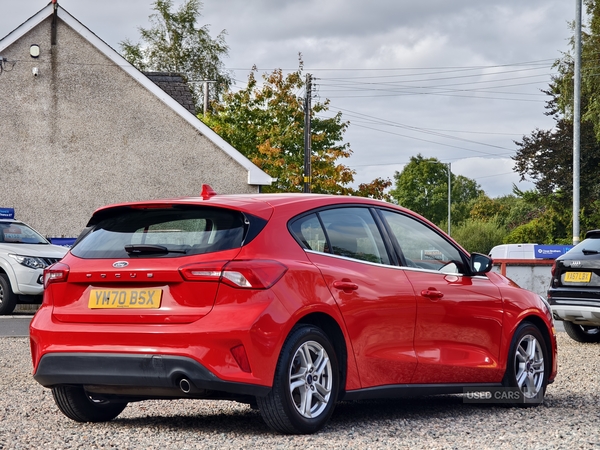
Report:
447,163,451,237
303,74,312,193
573,0,582,245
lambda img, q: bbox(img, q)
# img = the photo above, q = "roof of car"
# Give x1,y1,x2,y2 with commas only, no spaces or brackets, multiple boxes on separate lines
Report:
91,193,396,219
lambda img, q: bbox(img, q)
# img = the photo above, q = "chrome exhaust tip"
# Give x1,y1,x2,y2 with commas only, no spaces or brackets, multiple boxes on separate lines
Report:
179,378,191,394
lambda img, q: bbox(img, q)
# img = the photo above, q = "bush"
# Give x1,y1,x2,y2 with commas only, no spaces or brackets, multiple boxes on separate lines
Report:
450,218,507,254
503,208,570,244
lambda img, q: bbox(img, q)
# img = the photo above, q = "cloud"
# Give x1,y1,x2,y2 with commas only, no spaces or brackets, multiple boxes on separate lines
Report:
1,0,574,198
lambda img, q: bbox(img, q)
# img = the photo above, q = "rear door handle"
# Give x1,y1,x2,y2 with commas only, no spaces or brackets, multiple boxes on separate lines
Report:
421,288,444,299
333,280,359,291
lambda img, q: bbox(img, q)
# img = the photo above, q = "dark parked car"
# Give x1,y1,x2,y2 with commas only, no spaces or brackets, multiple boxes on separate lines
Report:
30,188,557,434
548,230,600,342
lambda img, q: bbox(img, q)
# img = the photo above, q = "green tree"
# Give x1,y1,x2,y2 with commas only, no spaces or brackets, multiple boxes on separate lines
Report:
513,116,600,210
451,218,507,254
120,0,230,111
390,155,483,226
496,188,571,244
203,65,391,196
503,211,572,245
553,0,600,139
512,0,600,237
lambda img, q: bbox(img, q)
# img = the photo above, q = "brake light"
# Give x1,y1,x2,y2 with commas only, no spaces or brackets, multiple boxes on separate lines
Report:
550,261,557,277
179,261,229,281
128,204,174,209
43,262,70,288
179,260,287,289
221,260,287,289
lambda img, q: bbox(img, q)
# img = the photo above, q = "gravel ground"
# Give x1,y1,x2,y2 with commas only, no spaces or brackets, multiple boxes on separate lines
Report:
1,333,600,450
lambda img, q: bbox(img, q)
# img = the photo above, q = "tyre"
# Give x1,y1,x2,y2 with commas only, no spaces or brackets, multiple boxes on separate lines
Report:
257,325,339,434
563,321,600,343
0,274,16,315
503,322,548,406
52,385,127,422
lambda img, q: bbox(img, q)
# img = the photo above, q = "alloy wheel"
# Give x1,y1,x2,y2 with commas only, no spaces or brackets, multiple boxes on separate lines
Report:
288,340,333,418
514,334,545,399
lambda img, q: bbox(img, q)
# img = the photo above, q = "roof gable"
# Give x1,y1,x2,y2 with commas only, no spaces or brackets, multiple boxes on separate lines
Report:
0,3,272,186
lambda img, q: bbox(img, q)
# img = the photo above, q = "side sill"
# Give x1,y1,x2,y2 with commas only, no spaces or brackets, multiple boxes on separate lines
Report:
342,383,503,402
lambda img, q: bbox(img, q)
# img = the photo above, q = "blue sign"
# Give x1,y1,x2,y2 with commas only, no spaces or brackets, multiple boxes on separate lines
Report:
49,237,77,247
534,245,573,259
0,208,15,219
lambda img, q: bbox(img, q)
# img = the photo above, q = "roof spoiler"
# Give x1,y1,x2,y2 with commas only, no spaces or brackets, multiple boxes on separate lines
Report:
585,230,600,239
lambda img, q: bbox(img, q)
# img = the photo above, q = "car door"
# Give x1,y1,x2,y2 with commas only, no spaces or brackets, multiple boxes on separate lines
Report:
378,209,504,384
290,207,418,388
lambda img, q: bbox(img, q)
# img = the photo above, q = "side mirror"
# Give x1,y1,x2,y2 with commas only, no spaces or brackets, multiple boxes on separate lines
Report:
470,253,493,274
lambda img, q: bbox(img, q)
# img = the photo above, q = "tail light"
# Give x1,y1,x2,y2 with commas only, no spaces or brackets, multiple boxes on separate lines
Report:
550,261,557,278
43,262,70,288
179,260,287,289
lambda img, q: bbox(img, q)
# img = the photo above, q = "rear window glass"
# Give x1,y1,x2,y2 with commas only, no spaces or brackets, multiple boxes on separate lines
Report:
71,206,247,259
569,236,600,255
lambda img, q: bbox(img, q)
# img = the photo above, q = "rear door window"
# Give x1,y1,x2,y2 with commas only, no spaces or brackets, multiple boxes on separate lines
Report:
71,206,250,259
290,207,390,265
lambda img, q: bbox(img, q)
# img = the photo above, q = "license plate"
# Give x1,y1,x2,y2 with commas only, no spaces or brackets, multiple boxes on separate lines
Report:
564,272,592,283
88,289,162,309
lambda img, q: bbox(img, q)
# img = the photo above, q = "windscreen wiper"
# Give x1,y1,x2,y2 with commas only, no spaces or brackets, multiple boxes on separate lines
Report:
124,244,187,255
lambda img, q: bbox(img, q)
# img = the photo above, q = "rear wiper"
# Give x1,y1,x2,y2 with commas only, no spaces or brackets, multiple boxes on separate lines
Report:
124,244,187,255
582,248,600,255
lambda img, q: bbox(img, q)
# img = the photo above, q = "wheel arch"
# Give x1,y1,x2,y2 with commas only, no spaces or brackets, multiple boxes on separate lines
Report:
0,258,17,293
295,312,349,399
515,315,555,382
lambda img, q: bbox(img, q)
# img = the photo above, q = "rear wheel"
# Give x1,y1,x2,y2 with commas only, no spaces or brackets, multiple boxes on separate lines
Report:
52,385,127,422
257,325,339,434
563,321,600,343
503,322,548,406
0,274,16,315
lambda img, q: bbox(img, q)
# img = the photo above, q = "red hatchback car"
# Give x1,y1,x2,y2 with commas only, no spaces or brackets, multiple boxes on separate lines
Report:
30,189,557,434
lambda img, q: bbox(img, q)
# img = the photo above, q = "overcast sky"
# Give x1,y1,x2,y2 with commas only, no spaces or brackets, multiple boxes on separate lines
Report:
1,1,578,197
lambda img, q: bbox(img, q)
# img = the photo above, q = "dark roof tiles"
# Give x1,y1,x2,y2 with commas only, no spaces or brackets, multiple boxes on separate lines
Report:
144,72,196,115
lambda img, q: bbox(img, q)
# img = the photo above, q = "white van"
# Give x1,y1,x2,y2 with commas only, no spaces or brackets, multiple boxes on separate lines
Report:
489,244,537,260
489,243,573,260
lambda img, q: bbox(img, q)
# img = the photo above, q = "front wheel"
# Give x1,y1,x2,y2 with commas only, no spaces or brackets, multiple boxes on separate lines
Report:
257,325,339,434
0,274,16,315
52,385,127,422
563,321,600,343
503,322,548,406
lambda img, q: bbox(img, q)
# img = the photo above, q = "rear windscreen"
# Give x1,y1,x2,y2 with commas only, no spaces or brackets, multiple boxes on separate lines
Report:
569,237,600,255
71,206,248,259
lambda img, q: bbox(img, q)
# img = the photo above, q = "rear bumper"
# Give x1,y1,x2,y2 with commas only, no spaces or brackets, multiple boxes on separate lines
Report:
550,304,600,326
548,289,600,325
33,352,271,399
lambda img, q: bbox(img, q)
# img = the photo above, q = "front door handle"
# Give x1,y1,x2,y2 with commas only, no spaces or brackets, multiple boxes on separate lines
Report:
421,288,444,299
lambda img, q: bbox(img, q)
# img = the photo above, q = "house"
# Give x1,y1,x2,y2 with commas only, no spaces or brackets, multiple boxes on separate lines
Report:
0,1,272,237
